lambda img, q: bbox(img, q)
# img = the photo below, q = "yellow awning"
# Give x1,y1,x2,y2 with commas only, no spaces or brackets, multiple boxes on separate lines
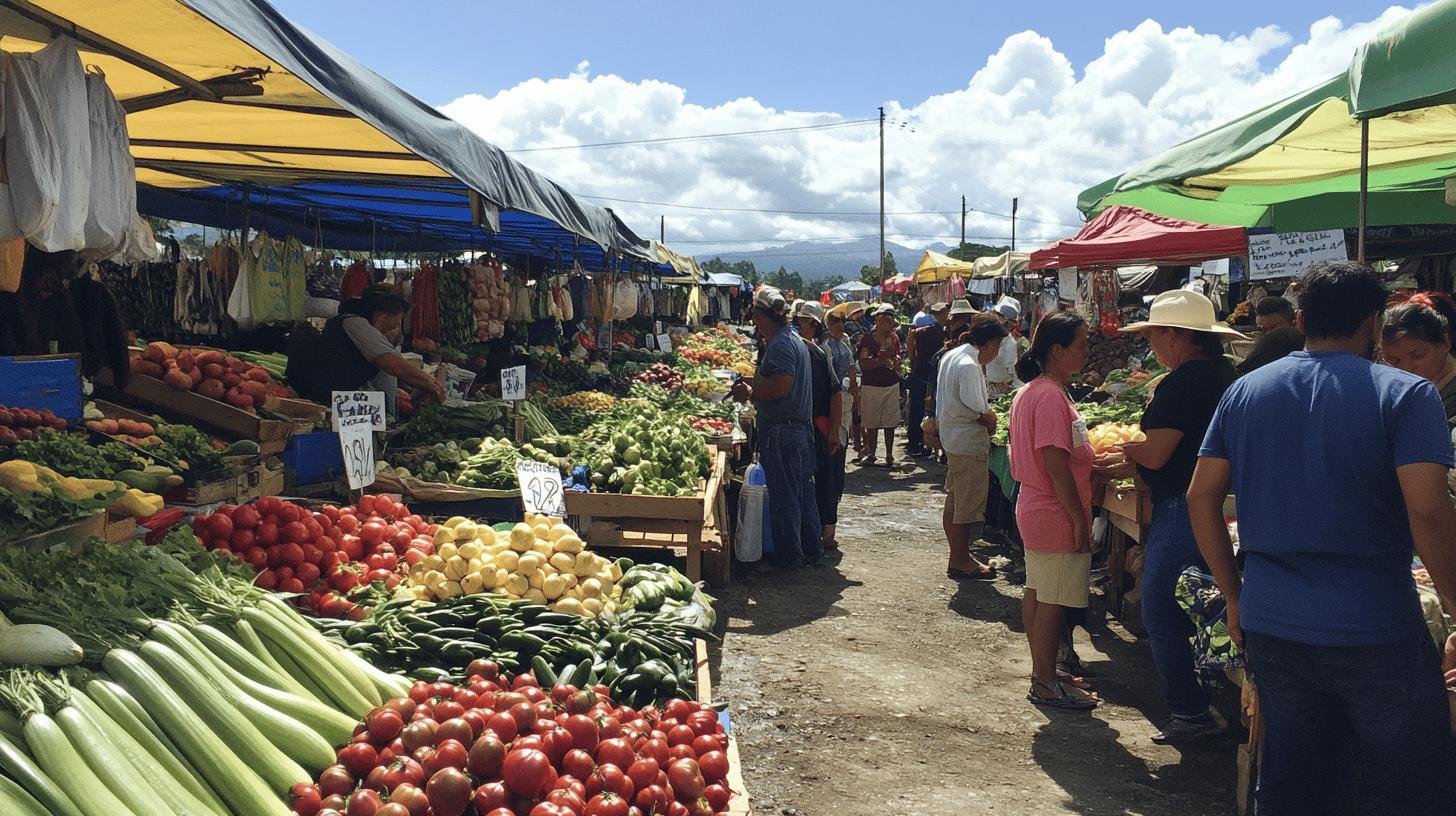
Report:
913,250,975,283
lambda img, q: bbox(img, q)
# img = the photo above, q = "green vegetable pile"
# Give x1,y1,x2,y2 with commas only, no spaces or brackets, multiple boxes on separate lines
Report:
580,412,712,496
0,487,111,541
154,423,227,476
397,399,508,444
13,429,149,479
317,571,716,705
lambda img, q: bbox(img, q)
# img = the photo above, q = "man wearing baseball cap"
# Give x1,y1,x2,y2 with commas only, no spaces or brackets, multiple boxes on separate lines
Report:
986,298,1023,396
731,286,822,567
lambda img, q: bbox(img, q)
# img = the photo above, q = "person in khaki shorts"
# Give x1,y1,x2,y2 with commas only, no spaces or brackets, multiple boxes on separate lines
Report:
934,310,1007,580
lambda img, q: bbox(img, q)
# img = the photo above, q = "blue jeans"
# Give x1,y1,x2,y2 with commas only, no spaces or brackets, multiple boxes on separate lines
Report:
1140,496,1211,719
760,423,821,566
906,378,928,450
1246,629,1455,816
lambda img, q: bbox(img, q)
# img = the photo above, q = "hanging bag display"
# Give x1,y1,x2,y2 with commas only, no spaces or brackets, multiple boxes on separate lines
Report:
83,70,135,254
29,38,90,252
0,51,60,245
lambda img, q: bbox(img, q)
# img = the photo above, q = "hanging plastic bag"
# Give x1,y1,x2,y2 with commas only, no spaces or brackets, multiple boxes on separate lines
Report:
227,247,256,329
0,51,60,243
735,462,767,563
29,38,90,252
83,71,134,254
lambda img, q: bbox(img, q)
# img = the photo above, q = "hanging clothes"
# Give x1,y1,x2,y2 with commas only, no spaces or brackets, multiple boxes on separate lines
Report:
282,236,307,321
412,262,440,340
28,38,90,252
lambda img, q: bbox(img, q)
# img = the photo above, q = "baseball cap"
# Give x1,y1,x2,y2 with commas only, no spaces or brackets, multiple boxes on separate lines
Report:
753,286,788,315
992,295,1021,321
873,303,896,317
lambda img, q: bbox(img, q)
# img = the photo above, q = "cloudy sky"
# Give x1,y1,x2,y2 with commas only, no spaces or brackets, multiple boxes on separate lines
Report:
273,1,1415,254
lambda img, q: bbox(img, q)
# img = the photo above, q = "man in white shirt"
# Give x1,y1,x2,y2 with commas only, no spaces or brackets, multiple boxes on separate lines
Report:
984,300,1022,396
937,313,1010,580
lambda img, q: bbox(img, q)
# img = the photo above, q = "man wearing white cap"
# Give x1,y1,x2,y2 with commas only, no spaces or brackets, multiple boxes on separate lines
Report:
986,298,1023,396
731,286,822,567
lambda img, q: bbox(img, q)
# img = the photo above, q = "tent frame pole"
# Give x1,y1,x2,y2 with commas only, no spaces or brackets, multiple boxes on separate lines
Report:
1358,118,1370,264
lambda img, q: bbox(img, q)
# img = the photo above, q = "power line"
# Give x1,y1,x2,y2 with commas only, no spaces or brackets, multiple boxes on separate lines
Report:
668,233,1021,245
502,119,875,154
578,193,955,217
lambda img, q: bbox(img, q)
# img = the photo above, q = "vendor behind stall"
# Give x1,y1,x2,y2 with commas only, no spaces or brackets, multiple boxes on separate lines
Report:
288,285,445,413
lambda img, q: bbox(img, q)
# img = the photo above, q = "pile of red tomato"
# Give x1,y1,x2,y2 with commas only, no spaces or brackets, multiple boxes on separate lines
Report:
192,495,436,619
290,661,735,816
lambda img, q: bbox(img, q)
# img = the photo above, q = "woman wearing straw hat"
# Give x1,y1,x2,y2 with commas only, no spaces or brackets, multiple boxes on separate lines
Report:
1106,289,1245,741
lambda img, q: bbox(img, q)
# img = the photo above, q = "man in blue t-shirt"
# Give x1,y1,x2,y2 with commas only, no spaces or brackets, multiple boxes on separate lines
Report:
731,286,821,567
1189,261,1456,815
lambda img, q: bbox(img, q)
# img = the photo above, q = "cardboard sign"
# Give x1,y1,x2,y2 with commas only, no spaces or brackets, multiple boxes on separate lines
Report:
331,391,386,431
500,365,526,401
516,460,567,517
656,333,673,353
337,420,376,490
1247,230,1348,281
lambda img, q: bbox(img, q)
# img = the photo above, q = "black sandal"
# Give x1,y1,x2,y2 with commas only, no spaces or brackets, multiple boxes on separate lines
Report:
1027,681,1099,711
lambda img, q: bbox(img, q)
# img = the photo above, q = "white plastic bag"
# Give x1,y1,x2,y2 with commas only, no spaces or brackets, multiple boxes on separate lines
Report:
227,250,256,329
83,70,134,254
0,51,60,243
29,38,90,252
107,213,160,264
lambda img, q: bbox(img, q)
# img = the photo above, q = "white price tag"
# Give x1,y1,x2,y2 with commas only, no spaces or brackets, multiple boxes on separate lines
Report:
443,364,477,406
656,333,673,353
337,420,376,490
645,334,656,350
331,391,386,431
516,460,567,517
500,365,527,401
654,320,663,336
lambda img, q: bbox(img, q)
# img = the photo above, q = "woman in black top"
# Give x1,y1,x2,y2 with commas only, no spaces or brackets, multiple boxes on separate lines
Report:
1109,290,1244,744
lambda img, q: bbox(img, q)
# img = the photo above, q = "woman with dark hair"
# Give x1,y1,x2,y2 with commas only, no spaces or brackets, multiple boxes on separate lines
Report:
1382,294,1456,422
288,284,446,410
1008,311,1099,710
1109,289,1245,742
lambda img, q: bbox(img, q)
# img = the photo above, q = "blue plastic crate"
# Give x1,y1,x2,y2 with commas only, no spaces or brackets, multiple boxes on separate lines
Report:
281,430,344,485
0,355,82,423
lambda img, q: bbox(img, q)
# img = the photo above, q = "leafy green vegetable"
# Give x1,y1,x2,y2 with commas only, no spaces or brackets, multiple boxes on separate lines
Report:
14,429,149,478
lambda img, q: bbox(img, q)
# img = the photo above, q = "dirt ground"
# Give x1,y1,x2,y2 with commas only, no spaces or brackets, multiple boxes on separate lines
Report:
709,444,1241,816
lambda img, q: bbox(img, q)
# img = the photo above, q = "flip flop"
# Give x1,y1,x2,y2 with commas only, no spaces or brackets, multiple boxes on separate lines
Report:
1036,673,1098,696
1027,681,1099,711
947,566,997,581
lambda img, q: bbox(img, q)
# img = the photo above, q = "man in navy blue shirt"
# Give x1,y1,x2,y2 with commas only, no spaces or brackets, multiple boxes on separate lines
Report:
1189,261,1456,815
732,286,821,567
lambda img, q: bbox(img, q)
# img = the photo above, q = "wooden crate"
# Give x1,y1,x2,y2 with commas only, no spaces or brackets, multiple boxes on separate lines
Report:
694,639,753,814
1101,479,1152,526
164,475,239,506
123,374,299,455
565,451,731,583
11,513,105,554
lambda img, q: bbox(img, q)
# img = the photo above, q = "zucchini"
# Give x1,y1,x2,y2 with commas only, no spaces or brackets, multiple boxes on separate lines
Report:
55,705,182,816
0,773,49,816
82,679,222,812
257,596,381,706
23,712,139,816
149,624,343,765
0,625,83,667
137,640,311,790
0,730,83,816
245,609,374,717
103,649,288,816
262,636,335,706
0,708,23,740
191,622,303,696
69,692,226,816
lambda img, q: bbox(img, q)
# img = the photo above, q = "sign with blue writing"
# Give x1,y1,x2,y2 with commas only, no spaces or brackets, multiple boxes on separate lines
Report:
331,391,386,432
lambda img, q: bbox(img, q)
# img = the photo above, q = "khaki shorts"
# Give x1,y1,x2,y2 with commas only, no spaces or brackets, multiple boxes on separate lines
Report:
859,383,901,429
944,453,989,525
1024,549,1092,609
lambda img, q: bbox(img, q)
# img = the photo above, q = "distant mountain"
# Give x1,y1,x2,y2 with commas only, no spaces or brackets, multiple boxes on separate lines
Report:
703,238,953,283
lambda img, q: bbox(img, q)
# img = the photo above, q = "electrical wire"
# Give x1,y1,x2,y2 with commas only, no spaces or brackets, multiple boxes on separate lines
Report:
503,119,875,153
576,193,956,217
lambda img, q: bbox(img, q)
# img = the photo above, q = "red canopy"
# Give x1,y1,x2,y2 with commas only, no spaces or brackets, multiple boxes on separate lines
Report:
1029,205,1247,270
881,275,913,295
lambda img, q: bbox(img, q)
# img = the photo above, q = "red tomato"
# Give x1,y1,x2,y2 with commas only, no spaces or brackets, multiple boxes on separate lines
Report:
366,708,404,744
562,714,600,752
691,735,724,756
424,767,472,816
467,732,506,777
317,765,355,797
596,715,622,741
666,725,695,748
541,725,573,765
280,577,307,594
545,787,587,814
595,738,635,770
530,803,575,816
234,504,261,529
502,748,556,798
626,758,659,792
686,711,719,737
471,782,509,813
373,803,410,816
345,788,382,816
583,792,629,816
336,742,378,777
667,759,705,799
400,720,437,753
389,783,431,816
432,738,468,773
486,711,518,742
695,751,728,784
434,717,472,746
290,782,322,816
703,784,730,811
561,747,596,780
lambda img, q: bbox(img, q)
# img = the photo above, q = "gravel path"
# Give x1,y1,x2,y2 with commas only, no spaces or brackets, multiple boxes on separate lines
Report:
711,447,1240,815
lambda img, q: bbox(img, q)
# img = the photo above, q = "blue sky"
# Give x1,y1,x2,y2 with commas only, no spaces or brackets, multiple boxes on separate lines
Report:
267,2,1411,253
273,1,1382,112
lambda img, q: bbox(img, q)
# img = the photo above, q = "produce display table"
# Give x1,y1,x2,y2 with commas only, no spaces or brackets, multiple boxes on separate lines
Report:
1094,474,1152,631
696,639,754,814
566,450,733,586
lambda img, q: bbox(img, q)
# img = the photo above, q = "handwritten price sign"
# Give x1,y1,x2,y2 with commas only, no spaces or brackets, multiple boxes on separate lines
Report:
516,460,567,517
331,391,386,431
500,365,526,401
656,333,673,353
337,421,376,490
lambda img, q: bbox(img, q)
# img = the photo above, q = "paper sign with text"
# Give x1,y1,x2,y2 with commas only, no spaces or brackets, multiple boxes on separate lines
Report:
516,460,567,517
331,391,386,432
500,365,527,401
443,364,477,406
337,418,376,490
1247,230,1348,281
656,333,673,353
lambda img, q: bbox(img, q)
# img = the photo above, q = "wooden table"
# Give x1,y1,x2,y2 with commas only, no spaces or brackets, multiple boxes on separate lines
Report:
566,451,732,586
697,638,753,814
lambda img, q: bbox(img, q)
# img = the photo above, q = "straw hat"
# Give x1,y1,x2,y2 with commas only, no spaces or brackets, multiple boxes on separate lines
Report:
1121,290,1249,338
828,300,867,319
753,286,788,315
948,300,975,317
795,301,826,324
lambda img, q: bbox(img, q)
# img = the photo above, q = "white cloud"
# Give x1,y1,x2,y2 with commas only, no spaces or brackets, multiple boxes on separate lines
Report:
439,7,1415,259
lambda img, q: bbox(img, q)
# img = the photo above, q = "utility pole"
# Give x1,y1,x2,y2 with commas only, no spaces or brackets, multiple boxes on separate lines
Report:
878,106,885,284
960,195,966,250
1011,197,1019,251
660,215,665,245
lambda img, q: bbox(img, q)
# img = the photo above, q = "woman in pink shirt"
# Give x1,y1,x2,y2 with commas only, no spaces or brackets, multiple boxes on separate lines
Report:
1009,312,1098,710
